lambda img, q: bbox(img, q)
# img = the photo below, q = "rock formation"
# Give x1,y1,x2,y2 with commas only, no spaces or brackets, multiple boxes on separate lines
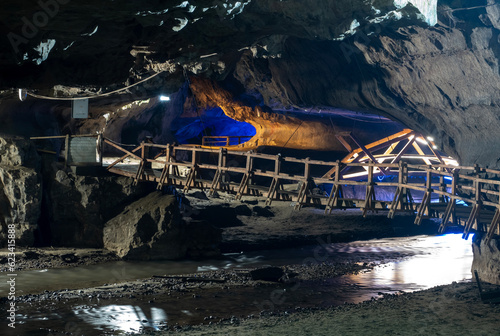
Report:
472,233,500,285
0,136,42,246
189,77,346,151
44,169,154,247
103,191,221,260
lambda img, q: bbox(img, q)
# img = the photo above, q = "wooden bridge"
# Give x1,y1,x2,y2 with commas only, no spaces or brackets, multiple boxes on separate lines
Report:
31,134,500,244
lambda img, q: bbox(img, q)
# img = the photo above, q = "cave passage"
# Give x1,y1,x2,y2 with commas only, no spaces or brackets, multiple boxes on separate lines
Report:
173,107,256,145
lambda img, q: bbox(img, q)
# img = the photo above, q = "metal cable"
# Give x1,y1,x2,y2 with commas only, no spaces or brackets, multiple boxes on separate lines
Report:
26,70,165,101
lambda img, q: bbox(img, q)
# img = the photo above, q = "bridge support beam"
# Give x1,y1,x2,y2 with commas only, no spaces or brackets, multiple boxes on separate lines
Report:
415,168,432,225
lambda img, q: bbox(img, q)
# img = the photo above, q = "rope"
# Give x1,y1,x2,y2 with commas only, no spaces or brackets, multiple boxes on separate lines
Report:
339,114,393,124
282,120,304,150
26,70,165,101
439,3,499,13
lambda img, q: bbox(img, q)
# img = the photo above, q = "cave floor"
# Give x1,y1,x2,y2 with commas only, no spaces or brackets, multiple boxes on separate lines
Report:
3,193,496,335
158,281,500,336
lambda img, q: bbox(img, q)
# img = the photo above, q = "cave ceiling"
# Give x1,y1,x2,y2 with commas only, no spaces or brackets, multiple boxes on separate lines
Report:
1,0,500,166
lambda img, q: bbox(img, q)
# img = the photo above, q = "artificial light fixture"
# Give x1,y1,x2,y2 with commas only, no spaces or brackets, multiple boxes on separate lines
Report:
159,95,170,102
18,89,27,101
416,137,428,145
426,136,435,142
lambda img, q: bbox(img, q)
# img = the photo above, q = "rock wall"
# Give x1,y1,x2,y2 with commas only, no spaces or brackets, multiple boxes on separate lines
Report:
2,1,500,167
0,137,42,247
189,77,346,151
472,233,500,285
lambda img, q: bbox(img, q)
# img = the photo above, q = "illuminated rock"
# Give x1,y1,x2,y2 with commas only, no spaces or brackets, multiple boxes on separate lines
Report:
189,77,346,151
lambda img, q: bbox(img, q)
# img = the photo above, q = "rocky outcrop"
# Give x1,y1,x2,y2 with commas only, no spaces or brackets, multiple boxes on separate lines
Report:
0,137,41,247
45,169,154,247
189,77,346,151
103,191,221,260
472,233,500,285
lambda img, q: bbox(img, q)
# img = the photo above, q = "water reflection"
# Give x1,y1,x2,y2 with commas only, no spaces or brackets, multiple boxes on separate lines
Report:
0,234,473,297
74,305,167,333
348,234,473,293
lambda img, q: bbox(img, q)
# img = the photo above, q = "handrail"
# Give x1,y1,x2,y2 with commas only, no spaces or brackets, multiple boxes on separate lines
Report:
30,134,102,168
93,138,500,242
202,135,253,147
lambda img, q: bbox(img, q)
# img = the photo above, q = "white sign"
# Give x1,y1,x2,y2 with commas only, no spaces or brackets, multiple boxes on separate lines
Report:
72,99,89,119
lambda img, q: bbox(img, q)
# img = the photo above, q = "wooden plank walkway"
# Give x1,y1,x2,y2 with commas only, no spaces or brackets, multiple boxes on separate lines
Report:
100,139,500,243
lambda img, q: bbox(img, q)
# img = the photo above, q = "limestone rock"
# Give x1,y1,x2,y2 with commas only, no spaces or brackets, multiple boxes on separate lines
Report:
104,191,221,260
472,233,500,285
46,169,154,247
0,137,41,247
103,192,185,259
0,136,39,168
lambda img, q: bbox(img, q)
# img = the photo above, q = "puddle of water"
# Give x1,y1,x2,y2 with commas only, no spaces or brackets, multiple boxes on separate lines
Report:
0,234,474,335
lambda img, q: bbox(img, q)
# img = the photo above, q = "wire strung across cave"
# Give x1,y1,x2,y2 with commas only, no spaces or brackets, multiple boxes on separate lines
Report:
24,70,166,101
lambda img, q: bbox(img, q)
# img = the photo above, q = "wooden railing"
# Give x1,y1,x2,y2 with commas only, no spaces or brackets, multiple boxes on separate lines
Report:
28,135,500,243
37,139,493,244
30,134,102,168
201,136,253,147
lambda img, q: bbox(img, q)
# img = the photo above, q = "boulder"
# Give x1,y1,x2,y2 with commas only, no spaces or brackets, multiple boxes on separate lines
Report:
0,136,42,247
472,233,500,285
46,169,154,247
103,191,221,260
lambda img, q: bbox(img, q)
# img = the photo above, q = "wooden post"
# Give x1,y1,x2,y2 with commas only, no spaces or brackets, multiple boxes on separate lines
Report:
97,134,103,166
325,161,342,214
295,158,311,210
64,134,70,169
438,170,457,233
415,166,432,225
211,147,227,196
237,153,253,200
439,172,446,204
362,162,376,217
388,161,406,219
183,148,198,192
464,169,482,240
265,154,282,206
157,144,172,190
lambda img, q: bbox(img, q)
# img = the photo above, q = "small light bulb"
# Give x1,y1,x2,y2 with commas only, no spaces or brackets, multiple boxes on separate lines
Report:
426,136,434,142
18,89,27,101
432,145,438,150
159,95,170,101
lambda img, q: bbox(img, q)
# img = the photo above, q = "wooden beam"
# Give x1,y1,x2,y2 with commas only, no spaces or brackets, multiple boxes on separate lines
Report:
335,134,353,152
391,137,415,164
342,129,414,162
412,140,432,165
349,134,387,176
